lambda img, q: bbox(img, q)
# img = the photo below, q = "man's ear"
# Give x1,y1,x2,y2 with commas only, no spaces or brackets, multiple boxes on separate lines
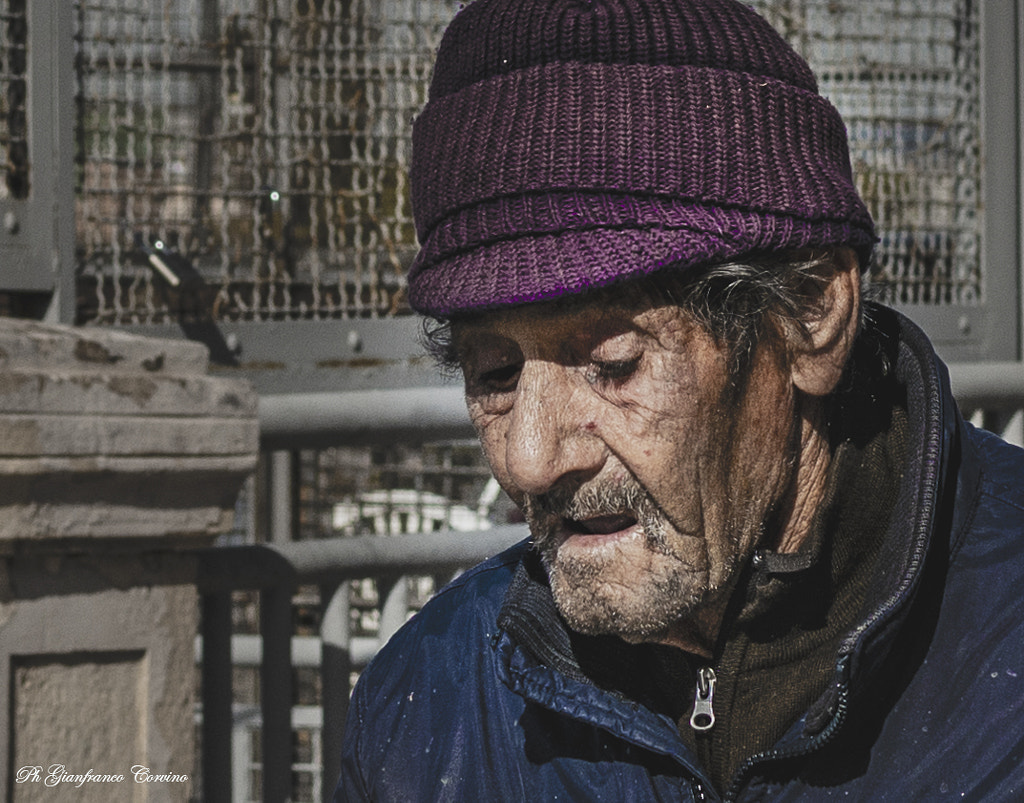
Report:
788,248,861,397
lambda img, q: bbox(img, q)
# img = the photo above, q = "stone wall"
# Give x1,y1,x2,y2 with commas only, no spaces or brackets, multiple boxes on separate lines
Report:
0,320,258,801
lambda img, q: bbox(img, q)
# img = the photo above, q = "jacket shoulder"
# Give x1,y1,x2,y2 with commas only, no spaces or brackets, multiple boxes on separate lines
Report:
357,537,527,693
968,424,1024,512
336,539,530,801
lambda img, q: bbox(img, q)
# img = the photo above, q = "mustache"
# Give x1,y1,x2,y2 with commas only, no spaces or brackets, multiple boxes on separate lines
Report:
526,477,649,520
524,474,667,549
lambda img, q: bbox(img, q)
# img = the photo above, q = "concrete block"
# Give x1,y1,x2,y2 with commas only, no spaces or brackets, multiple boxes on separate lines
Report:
0,319,258,545
0,320,209,375
2,556,200,801
0,370,255,417
0,319,261,795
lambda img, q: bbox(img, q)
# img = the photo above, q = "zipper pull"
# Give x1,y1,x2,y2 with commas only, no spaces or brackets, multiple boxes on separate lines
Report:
689,666,717,732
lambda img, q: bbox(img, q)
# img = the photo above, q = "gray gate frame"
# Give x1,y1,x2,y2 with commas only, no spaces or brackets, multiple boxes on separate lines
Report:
893,0,1023,363
0,0,75,319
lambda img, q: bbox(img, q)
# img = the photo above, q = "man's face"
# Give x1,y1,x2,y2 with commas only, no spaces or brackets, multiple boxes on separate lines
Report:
456,294,802,647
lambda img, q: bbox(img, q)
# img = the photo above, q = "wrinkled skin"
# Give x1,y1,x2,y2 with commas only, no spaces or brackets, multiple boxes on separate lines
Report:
456,298,819,652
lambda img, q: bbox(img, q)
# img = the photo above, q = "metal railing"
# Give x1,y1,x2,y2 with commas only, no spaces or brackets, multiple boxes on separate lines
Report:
197,525,526,803
196,362,1024,803
256,365,1024,449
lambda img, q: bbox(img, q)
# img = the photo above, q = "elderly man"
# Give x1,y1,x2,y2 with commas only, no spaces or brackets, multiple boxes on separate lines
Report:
336,0,1024,799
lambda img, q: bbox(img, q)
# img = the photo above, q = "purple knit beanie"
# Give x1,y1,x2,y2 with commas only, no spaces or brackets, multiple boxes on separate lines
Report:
408,0,876,316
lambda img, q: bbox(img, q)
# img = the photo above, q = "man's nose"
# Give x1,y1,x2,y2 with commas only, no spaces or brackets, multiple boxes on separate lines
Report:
503,362,604,496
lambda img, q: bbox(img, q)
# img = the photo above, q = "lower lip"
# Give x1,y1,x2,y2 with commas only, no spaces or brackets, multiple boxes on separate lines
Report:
560,522,641,551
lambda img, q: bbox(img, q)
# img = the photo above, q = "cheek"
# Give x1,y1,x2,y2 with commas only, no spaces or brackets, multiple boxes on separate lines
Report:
613,355,793,533
735,370,796,468
469,412,524,504
602,383,721,515
716,368,800,536
601,359,702,441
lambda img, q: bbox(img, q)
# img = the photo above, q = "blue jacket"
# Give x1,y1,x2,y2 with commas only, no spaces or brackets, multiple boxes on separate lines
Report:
335,310,1024,801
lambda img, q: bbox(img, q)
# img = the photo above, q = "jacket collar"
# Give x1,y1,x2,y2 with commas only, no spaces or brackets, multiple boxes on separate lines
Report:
838,305,975,689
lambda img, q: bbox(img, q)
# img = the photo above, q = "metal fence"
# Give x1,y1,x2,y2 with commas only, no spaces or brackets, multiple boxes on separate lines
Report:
198,522,528,803
65,0,997,327
199,436,518,803
74,0,460,325
751,0,982,305
0,0,28,202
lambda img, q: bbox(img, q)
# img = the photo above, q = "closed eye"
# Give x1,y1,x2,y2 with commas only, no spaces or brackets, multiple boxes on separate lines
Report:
592,355,641,383
477,362,521,392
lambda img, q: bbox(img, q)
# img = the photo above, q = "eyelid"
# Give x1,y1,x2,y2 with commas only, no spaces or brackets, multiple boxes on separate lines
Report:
590,354,641,383
480,362,520,384
468,359,522,396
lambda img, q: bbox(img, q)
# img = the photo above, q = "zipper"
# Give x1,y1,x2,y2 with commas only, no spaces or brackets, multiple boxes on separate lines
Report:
689,666,717,732
722,661,851,802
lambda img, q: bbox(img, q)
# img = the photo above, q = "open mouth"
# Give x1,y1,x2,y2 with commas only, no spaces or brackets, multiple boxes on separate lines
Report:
564,513,638,536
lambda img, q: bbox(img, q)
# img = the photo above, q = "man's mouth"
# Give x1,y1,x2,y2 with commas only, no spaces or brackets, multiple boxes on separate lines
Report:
564,513,639,536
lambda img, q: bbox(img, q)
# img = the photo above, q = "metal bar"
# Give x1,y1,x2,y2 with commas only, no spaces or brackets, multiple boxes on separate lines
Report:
193,0,219,242
53,0,76,324
261,586,295,803
947,363,1024,408
270,450,294,545
320,583,350,802
980,0,1023,362
196,633,380,671
200,591,233,803
198,525,527,591
259,387,475,449
1019,0,1024,359
255,370,1024,450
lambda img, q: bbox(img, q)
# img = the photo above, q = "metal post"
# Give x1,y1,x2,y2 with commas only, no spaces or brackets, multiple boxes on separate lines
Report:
270,450,294,545
201,591,234,803
1000,409,1024,447
194,0,220,243
377,575,408,646
320,582,351,802
261,586,294,803
53,0,76,324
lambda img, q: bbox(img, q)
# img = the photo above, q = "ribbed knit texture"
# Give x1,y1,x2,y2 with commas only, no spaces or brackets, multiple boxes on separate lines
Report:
408,0,876,315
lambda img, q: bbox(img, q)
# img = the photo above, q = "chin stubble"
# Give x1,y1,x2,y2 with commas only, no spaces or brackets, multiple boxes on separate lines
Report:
523,475,714,640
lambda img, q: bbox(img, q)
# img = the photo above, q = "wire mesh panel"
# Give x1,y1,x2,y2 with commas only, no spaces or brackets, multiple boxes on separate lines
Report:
74,0,460,324
751,0,982,305
72,0,984,324
0,0,28,201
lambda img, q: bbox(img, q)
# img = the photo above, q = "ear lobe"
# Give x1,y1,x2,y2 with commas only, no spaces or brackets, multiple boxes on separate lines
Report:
789,248,861,397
